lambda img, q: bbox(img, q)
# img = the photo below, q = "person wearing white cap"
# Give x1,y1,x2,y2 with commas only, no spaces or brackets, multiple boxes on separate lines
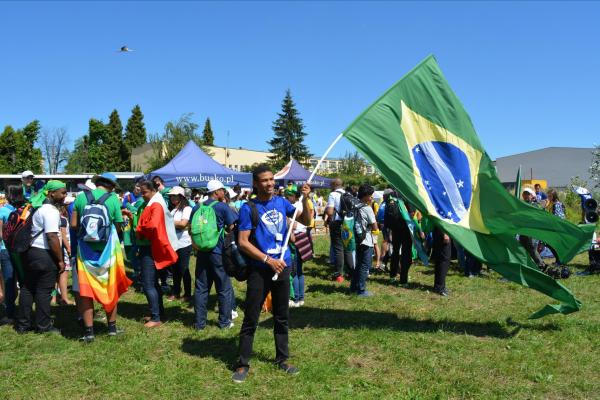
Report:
21,170,35,201
190,179,237,330
167,186,193,301
518,188,546,268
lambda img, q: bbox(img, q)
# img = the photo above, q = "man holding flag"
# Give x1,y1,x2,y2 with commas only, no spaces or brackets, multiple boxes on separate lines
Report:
341,55,595,318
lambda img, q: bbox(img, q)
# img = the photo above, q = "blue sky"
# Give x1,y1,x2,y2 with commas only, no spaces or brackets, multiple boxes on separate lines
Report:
1,1,599,161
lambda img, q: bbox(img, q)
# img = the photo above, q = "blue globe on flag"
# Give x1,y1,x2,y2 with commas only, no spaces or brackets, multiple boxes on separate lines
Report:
412,141,471,223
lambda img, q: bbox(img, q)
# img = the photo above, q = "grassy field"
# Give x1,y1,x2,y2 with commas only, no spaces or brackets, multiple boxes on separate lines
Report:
1,236,599,399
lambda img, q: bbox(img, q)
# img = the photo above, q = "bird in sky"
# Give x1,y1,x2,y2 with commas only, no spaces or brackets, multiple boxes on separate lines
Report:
118,46,134,52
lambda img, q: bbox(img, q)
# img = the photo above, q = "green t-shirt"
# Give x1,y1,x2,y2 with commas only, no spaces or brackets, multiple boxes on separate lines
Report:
134,200,150,247
73,188,123,251
74,188,123,224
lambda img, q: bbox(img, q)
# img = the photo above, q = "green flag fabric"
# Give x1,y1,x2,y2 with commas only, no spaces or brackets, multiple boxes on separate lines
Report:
343,55,594,318
514,165,522,199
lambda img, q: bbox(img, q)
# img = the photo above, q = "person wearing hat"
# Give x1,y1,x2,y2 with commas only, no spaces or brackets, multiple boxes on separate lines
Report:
70,172,127,341
191,179,237,330
519,188,546,268
166,186,193,301
15,180,67,334
21,170,36,202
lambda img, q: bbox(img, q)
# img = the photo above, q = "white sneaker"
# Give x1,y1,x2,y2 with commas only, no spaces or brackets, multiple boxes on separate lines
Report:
298,300,304,306
289,300,296,307
231,310,239,320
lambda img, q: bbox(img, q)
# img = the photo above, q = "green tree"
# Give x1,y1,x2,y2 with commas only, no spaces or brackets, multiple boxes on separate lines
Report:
105,109,127,171
0,121,43,174
267,89,312,170
124,105,147,169
202,117,215,146
590,144,600,189
65,136,92,173
338,151,367,176
147,113,209,172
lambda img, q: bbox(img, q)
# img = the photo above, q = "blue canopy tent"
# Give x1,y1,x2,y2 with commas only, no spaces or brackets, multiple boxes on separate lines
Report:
147,141,252,188
274,159,332,188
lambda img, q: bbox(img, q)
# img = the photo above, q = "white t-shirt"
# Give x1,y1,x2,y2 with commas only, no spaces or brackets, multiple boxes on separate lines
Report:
326,189,345,221
31,204,61,250
171,206,192,248
292,201,307,234
357,203,377,247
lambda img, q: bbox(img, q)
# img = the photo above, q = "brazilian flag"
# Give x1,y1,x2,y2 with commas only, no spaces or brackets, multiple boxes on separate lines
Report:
343,55,595,318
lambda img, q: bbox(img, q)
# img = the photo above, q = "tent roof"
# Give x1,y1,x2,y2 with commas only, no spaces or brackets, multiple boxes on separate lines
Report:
274,159,332,188
148,141,252,188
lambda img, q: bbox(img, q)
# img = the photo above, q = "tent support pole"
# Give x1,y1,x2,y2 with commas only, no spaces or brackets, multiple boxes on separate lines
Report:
273,132,344,280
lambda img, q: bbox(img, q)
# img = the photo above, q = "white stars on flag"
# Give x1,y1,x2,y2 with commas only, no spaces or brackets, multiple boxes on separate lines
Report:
456,180,464,188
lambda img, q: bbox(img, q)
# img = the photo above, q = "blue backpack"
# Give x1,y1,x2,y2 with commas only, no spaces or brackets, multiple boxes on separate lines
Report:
78,191,112,242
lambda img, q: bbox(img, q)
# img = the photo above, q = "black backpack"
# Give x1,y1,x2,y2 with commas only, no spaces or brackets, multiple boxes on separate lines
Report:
222,201,259,281
339,191,361,219
2,204,42,253
384,196,404,229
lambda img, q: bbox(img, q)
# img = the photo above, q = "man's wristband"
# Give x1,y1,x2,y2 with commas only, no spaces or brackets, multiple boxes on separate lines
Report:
263,254,269,263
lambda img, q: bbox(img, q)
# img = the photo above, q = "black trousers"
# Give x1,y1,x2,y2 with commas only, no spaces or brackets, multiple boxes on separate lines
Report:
16,247,58,332
389,223,413,283
432,228,451,291
237,267,291,368
329,220,354,276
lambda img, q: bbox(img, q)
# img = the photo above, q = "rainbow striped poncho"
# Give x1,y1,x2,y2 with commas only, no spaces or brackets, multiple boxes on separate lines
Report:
77,225,132,312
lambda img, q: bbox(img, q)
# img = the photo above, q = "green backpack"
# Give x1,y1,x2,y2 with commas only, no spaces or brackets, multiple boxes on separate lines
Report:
191,201,223,252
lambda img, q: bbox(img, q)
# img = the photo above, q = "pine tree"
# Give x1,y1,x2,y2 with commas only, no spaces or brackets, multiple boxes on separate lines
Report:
202,117,215,146
124,105,147,169
86,118,110,172
105,109,126,171
267,89,312,170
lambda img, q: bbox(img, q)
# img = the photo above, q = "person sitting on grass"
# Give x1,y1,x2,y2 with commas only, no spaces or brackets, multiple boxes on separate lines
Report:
349,184,378,297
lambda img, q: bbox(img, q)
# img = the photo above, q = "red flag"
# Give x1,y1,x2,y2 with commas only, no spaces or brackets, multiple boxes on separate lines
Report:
136,192,180,269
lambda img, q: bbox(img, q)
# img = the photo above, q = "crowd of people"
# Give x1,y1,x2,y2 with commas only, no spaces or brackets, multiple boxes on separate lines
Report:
0,167,583,383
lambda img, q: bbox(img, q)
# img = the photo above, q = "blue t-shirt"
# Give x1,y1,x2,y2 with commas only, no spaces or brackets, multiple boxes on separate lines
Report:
0,204,16,251
122,192,140,208
536,191,548,202
238,196,296,269
191,199,237,254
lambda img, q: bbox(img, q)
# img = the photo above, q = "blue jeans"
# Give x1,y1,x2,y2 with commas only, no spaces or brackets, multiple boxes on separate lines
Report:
454,242,466,270
351,245,373,294
125,244,140,285
292,256,305,302
172,245,192,298
1,249,16,318
140,246,164,322
194,251,232,329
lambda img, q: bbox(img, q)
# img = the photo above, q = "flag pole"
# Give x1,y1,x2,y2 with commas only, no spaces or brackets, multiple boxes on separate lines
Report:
273,132,344,280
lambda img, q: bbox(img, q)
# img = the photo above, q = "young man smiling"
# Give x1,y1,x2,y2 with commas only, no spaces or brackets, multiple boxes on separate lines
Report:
232,165,313,383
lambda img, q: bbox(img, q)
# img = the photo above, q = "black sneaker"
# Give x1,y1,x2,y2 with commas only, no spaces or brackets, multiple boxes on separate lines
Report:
436,287,450,297
232,367,249,383
79,334,95,343
108,327,124,336
277,362,300,375
0,316,14,326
